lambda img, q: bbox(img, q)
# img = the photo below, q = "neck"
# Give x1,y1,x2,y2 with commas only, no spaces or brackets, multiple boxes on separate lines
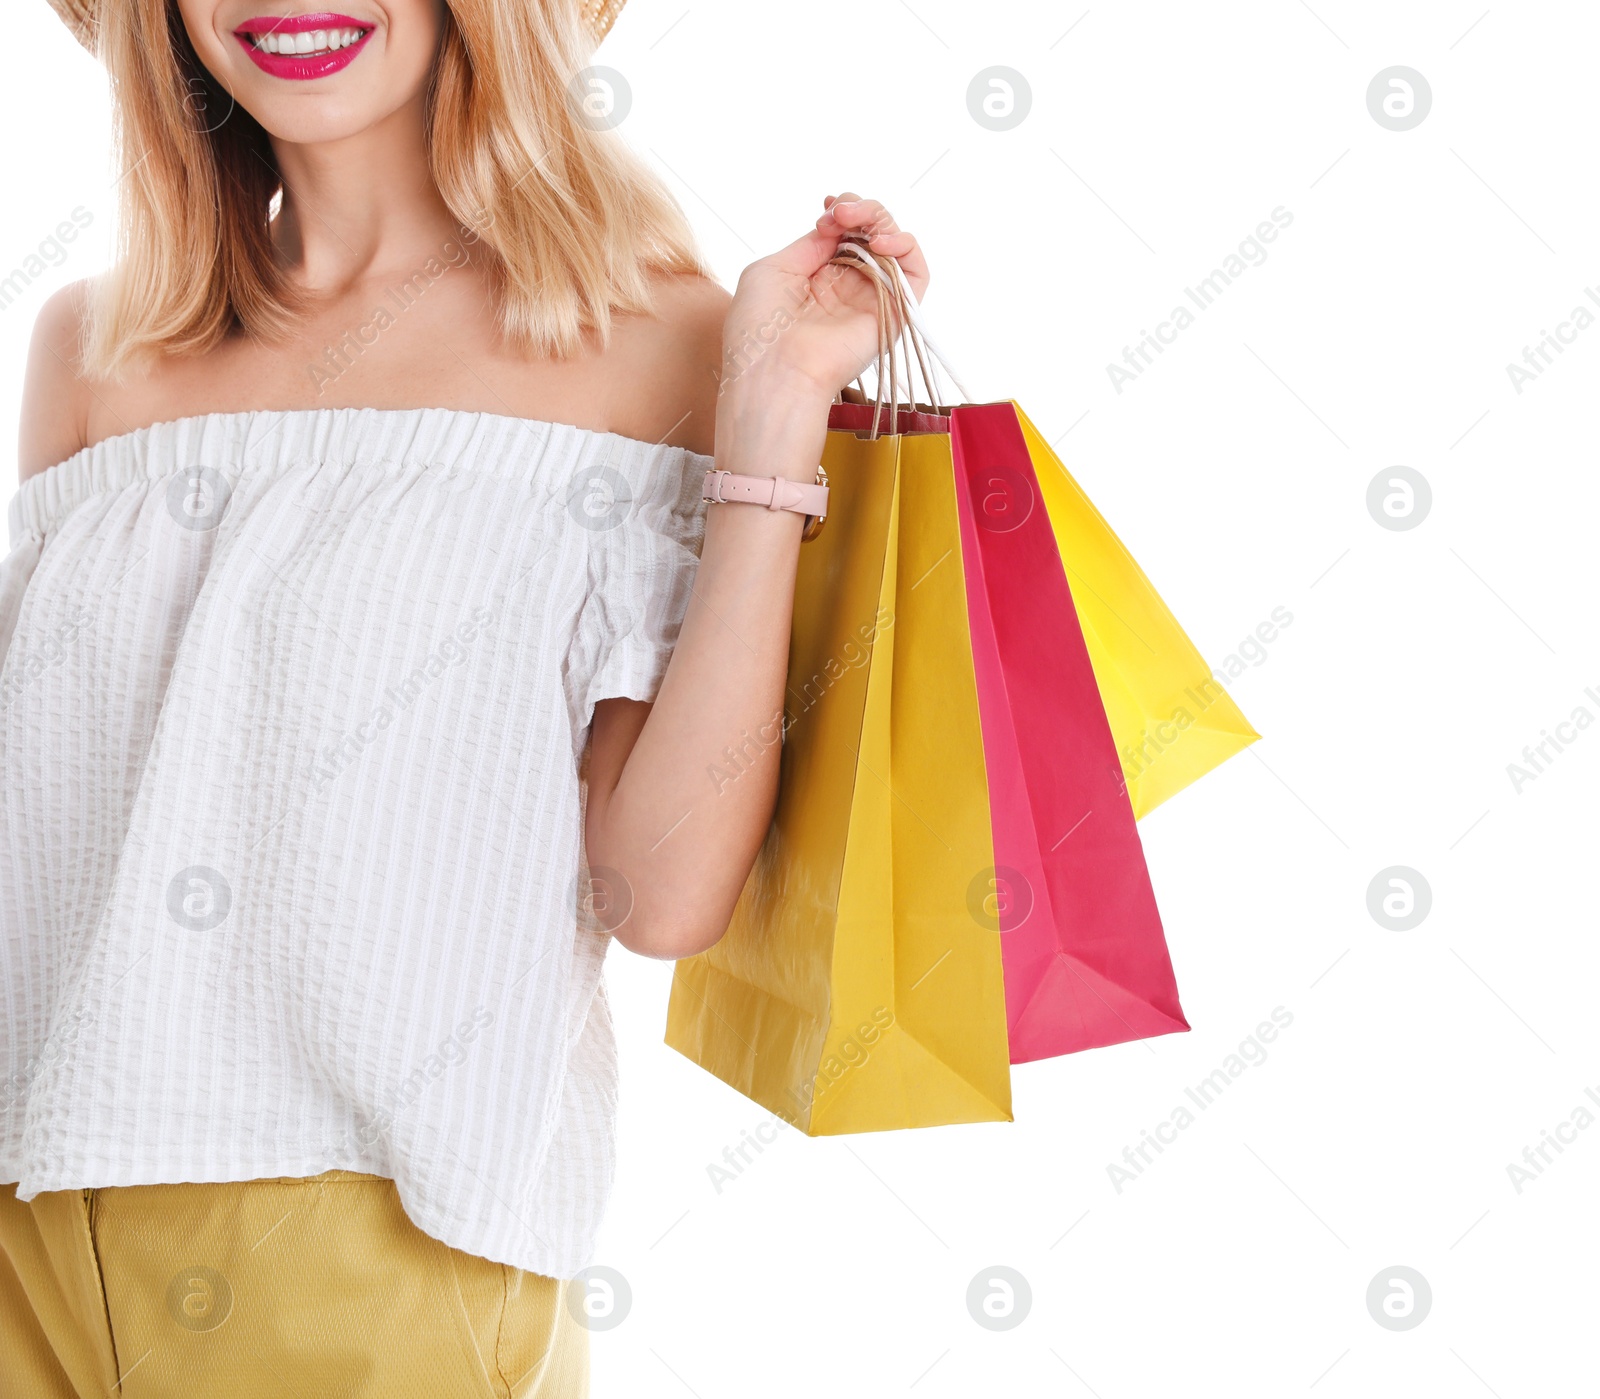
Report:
268,93,467,293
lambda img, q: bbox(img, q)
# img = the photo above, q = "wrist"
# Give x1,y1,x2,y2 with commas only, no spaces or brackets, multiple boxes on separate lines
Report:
714,367,834,481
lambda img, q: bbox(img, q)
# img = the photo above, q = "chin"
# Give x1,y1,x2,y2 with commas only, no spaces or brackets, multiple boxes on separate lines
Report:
239,88,407,146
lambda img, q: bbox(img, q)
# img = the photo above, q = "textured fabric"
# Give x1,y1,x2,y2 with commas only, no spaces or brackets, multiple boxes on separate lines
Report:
0,1169,591,1397
0,407,711,1279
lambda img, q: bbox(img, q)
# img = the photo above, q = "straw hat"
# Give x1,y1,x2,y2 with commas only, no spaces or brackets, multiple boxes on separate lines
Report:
45,0,628,51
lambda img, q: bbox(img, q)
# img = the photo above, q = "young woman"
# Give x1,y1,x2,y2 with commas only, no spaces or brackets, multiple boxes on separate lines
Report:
0,1,928,1393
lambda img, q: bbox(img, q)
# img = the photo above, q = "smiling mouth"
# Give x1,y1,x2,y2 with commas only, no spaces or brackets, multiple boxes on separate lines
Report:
243,24,370,55
232,14,376,77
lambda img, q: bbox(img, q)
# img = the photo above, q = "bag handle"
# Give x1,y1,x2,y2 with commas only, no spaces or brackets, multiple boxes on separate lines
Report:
828,237,949,433
827,235,973,438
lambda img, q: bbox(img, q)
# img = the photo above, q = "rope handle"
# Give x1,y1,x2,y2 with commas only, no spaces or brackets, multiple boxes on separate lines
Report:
826,233,973,439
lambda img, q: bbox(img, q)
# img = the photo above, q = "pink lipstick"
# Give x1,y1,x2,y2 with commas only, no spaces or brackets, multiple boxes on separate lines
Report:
233,13,374,80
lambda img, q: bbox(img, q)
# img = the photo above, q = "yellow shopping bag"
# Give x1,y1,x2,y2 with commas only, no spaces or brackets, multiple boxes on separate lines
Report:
665,416,1013,1135
1015,406,1260,819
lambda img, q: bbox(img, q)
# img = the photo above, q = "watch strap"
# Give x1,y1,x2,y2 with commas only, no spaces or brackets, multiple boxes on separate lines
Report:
700,469,829,518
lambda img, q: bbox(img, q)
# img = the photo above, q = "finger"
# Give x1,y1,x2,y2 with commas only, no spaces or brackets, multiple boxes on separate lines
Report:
818,197,887,229
757,222,867,282
856,229,930,300
763,197,929,302
761,195,884,280
818,208,930,303
817,197,894,240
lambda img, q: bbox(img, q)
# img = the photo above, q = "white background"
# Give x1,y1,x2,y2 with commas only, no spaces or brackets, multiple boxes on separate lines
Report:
5,1,1597,1395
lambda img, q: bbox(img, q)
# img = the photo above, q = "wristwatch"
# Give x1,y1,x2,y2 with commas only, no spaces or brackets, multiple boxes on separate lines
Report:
701,466,830,541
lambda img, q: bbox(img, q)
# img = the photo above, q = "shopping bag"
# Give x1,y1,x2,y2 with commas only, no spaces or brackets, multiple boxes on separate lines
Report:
664,405,1014,1135
951,401,1188,1063
666,237,1247,1125
1016,410,1260,818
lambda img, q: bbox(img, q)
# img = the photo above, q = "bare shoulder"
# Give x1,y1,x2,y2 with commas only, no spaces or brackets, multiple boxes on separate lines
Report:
17,280,97,483
603,269,730,458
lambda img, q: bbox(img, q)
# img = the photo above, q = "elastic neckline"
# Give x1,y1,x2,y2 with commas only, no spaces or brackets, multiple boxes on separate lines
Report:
9,405,715,547
37,405,707,482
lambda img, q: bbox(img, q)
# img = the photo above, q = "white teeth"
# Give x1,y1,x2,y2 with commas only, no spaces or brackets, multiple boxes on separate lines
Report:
252,25,366,55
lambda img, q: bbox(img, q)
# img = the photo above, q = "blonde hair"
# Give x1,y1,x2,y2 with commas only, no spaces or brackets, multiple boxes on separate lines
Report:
83,0,704,378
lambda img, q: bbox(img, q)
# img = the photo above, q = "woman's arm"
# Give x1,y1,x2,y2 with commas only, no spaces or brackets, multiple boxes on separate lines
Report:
586,194,928,959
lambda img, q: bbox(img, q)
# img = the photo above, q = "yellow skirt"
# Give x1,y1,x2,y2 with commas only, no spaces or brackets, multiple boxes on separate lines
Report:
0,1170,590,1398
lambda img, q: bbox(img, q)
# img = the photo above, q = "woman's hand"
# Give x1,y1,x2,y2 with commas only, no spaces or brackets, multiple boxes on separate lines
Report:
718,193,931,407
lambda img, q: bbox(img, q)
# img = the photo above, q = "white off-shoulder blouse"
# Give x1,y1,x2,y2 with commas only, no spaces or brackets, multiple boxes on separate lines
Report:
0,406,711,1278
